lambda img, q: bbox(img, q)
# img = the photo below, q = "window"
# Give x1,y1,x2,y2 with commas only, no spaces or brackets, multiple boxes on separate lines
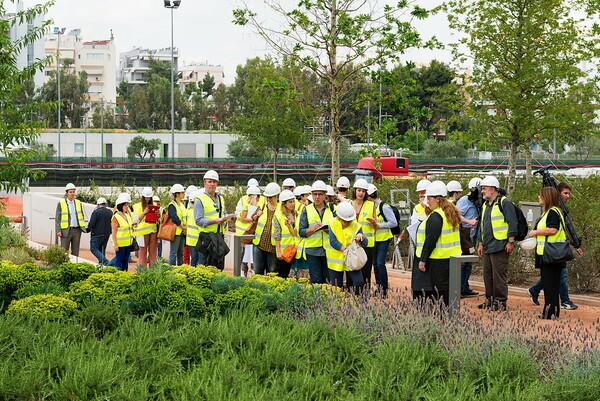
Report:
74,143,84,155
86,53,104,61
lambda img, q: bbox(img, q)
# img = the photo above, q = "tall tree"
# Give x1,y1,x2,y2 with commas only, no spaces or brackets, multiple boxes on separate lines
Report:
234,0,433,183
201,73,215,97
0,0,54,191
126,86,150,129
229,57,316,181
443,0,599,193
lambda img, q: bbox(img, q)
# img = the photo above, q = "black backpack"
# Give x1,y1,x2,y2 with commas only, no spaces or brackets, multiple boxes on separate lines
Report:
379,203,401,236
497,196,528,241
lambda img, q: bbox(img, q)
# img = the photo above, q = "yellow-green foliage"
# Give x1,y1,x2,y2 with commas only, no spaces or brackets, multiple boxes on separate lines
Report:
0,262,48,308
172,265,215,288
40,244,70,265
6,294,77,319
49,262,97,287
215,286,263,313
0,247,33,265
68,271,135,305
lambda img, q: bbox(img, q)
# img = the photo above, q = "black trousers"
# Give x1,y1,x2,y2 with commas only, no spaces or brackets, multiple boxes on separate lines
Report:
541,264,562,319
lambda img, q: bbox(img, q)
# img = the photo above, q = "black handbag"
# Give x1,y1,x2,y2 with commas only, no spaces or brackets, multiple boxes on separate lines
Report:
131,238,139,252
542,241,574,264
541,215,574,264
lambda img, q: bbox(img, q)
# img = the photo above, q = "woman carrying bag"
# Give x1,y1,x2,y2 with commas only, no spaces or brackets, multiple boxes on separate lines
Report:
327,202,367,295
167,183,187,266
529,187,571,319
274,189,298,278
412,181,462,306
252,182,281,275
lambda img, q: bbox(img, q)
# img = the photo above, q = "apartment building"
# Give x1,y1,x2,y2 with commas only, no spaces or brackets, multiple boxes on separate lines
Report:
118,47,178,85
178,61,225,93
44,29,116,106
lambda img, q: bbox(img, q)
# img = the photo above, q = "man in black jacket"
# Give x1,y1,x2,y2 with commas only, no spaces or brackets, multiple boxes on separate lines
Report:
87,197,113,265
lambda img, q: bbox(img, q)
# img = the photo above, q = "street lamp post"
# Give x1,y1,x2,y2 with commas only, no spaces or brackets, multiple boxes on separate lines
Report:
164,0,181,159
54,27,66,158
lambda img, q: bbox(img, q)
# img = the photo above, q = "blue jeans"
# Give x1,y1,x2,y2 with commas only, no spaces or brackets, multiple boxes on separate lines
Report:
189,246,199,267
530,267,570,303
373,240,390,295
157,238,163,258
329,269,364,295
90,235,110,264
306,253,328,284
253,247,277,275
114,245,131,271
461,262,473,293
169,234,184,266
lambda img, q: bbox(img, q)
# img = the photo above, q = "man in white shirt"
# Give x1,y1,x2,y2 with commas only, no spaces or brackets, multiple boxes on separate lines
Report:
55,183,86,256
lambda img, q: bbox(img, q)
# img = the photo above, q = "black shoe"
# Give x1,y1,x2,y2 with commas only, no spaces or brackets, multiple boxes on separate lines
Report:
528,288,540,306
477,300,491,309
491,301,507,312
461,290,479,298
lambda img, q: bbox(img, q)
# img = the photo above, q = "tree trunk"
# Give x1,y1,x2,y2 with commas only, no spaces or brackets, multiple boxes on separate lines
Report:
507,139,518,197
328,1,340,185
273,147,278,183
525,144,532,185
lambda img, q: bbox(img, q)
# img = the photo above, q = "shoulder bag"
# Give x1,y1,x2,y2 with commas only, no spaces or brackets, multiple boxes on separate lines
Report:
343,225,367,271
157,212,176,241
541,210,574,264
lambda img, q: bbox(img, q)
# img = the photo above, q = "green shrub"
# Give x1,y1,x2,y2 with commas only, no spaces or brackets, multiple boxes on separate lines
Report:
211,274,245,294
0,225,27,251
41,245,70,266
14,282,65,299
214,286,263,314
6,294,77,319
173,265,214,288
51,262,97,287
123,266,190,315
67,271,135,305
0,262,48,310
75,298,124,337
0,247,33,264
24,245,42,260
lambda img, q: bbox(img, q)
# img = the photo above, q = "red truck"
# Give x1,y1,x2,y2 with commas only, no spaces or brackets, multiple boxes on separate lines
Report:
353,156,411,182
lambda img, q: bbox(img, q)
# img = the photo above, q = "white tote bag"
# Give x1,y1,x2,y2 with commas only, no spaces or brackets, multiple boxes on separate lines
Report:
343,225,367,271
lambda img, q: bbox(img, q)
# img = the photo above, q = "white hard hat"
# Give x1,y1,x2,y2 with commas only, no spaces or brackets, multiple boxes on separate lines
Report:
263,182,281,197
282,178,296,188
311,180,328,193
326,185,335,196
468,177,482,189
367,184,377,196
307,195,314,203
480,176,500,188
96,197,107,205
353,178,369,190
446,180,463,193
293,187,302,197
519,237,536,251
152,195,161,202
336,176,350,189
425,180,448,197
185,185,198,195
189,190,202,202
246,185,261,196
203,170,219,181
170,183,185,194
336,202,356,222
279,189,295,202
247,178,259,187
115,193,130,206
299,185,312,195
123,193,132,203
141,187,154,198
65,183,76,191
416,179,432,192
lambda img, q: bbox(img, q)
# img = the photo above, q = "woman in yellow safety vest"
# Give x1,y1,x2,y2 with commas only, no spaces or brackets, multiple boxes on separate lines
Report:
412,181,462,306
273,190,298,279
235,185,263,277
111,193,134,271
529,187,568,319
327,202,367,294
132,187,159,268
351,178,377,288
252,182,281,275
167,183,187,266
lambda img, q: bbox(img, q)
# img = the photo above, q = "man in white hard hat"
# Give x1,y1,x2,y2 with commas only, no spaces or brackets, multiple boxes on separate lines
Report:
195,170,230,269
55,183,87,256
477,175,518,311
299,180,335,284
410,179,432,225
86,197,113,265
282,178,296,191
455,177,482,297
336,176,350,202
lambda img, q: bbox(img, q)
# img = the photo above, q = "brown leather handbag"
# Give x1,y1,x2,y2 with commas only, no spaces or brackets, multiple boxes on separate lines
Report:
157,213,176,241
241,221,257,245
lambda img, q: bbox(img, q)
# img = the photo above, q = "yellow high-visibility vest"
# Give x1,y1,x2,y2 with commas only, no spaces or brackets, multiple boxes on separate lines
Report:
132,202,157,236
303,203,334,250
59,199,85,229
481,196,509,241
374,202,393,242
198,193,224,234
326,218,360,272
536,207,567,256
274,209,296,253
415,208,461,259
113,212,134,248
355,200,375,247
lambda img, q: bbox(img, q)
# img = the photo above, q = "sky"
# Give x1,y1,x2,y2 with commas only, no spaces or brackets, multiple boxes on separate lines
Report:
18,0,454,85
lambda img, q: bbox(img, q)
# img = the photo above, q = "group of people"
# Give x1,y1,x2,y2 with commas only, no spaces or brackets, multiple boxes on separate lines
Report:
55,172,581,318
410,176,580,319
235,176,398,295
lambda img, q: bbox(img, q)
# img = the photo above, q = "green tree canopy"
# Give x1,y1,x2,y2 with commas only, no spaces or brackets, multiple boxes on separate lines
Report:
126,136,161,160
